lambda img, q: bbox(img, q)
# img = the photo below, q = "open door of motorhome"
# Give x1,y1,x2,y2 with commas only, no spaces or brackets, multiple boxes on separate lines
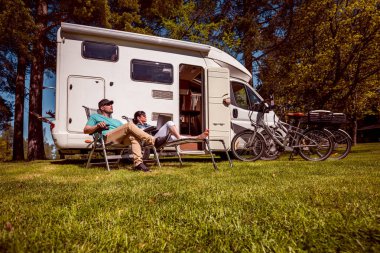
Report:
67,76,105,132
207,68,231,150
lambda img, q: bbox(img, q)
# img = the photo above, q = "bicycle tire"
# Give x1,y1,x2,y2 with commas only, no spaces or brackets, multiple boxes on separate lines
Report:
231,130,265,161
297,129,333,161
328,129,352,160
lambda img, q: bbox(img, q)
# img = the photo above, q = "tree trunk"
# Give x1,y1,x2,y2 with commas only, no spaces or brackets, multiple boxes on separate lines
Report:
28,61,46,160
12,54,26,161
352,118,357,146
27,0,47,161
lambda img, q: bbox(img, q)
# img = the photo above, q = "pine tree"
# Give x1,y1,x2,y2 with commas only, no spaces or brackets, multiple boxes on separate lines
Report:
27,0,48,160
0,0,35,160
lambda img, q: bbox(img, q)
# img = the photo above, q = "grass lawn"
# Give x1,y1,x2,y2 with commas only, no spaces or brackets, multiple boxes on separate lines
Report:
1,143,379,252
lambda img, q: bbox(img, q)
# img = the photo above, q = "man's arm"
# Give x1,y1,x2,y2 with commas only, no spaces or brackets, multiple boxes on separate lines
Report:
84,121,108,134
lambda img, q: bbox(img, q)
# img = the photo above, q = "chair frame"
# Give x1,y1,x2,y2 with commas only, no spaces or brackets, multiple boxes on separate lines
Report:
162,138,232,170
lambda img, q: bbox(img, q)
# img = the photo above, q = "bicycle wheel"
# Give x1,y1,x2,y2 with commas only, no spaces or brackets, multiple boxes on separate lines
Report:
328,129,352,160
231,130,265,161
297,129,333,161
260,131,283,160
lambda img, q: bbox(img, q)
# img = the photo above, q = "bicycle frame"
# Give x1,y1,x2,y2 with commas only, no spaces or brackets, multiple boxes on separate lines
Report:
249,110,306,152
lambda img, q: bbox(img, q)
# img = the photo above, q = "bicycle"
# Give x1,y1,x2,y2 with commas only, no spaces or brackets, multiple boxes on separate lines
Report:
307,111,352,160
246,102,334,161
264,109,352,160
231,120,267,162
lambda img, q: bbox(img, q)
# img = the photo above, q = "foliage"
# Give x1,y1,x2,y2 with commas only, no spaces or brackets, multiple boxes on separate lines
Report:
259,0,380,118
159,1,222,44
0,98,12,131
0,126,53,161
109,0,146,33
0,0,35,93
0,143,379,251
60,0,111,28
0,0,36,160
0,0,35,53
216,0,288,84
0,125,13,161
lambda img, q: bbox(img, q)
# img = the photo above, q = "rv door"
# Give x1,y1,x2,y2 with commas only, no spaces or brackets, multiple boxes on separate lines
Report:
67,76,105,132
207,68,231,150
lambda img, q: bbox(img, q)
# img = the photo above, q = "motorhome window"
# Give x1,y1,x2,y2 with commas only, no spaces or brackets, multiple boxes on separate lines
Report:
131,60,173,84
246,87,261,105
82,41,118,62
231,82,249,109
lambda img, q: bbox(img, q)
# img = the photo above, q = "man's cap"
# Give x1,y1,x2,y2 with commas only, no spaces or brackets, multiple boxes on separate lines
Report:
98,99,114,108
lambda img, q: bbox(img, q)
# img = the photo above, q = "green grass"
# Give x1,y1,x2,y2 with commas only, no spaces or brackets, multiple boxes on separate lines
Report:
1,143,379,252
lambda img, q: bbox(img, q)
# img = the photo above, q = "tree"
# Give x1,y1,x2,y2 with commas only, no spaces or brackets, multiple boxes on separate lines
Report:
159,1,221,43
0,0,35,160
0,97,12,131
216,0,289,86
138,0,228,45
13,54,28,161
27,0,49,160
109,0,147,33
0,52,14,131
0,125,13,161
259,0,380,143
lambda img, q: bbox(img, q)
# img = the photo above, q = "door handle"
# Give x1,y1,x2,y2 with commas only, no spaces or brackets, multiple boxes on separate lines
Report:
233,108,238,118
213,123,225,126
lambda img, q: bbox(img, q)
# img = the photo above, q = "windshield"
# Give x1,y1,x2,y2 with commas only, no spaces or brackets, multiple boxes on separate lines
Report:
230,81,262,110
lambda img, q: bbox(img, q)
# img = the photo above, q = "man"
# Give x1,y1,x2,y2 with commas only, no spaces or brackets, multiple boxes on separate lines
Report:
84,99,168,172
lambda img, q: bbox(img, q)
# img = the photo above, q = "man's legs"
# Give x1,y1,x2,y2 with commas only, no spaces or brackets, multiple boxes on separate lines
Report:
105,122,155,167
126,136,144,167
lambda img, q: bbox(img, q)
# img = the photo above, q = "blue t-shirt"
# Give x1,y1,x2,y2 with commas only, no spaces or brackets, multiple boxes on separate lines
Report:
86,114,123,135
136,122,151,130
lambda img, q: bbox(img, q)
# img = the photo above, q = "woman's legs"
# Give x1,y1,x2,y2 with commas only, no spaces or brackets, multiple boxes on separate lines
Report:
154,121,181,139
154,121,209,141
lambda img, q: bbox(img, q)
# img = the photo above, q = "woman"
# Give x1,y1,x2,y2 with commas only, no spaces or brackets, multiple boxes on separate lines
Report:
133,111,209,141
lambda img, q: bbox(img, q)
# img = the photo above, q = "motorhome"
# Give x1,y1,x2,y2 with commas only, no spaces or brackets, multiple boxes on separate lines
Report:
52,22,270,156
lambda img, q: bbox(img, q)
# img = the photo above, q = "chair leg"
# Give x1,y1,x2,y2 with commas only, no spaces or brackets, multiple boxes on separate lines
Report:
86,144,96,168
101,139,111,171
220,140,233,168
151,147,161,168
205,139,218,170
175,146,183,166
116,149,126,169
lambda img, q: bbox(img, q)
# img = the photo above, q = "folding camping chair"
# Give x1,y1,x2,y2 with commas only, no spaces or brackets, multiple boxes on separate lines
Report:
154,114,233,170
83,106,161,171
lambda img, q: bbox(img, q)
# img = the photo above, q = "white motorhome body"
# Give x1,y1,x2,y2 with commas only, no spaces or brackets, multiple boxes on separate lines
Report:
52,22,271,154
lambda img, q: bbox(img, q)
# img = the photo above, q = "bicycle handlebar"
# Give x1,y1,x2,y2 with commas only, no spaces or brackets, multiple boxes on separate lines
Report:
250,101,270,113
248,101,272,126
